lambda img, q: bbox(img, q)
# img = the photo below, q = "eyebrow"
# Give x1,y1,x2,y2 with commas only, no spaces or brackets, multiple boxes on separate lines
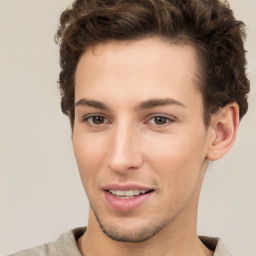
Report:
136,98,187,110
75,98,109,110
75,97,186,111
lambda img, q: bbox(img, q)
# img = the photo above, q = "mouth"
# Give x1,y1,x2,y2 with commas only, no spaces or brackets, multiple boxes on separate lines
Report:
107,189,154,199
103,186,154,211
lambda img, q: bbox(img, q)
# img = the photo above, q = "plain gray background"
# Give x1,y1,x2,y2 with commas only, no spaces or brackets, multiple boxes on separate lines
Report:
0,0,255,255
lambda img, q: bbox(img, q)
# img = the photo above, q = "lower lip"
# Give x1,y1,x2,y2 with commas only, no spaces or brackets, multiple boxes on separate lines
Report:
104,191,153,212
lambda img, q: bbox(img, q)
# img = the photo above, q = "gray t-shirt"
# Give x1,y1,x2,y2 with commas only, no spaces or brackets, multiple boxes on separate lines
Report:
9,227,233,256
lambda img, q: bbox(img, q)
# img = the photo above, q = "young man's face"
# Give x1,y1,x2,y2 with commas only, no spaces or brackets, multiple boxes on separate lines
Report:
73,38,213,242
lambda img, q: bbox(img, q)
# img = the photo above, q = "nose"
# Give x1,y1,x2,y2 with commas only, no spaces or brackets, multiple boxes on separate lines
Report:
106,123,143,173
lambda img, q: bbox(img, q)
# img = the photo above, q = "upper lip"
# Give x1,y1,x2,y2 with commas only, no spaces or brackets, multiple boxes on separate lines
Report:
103,183,154,191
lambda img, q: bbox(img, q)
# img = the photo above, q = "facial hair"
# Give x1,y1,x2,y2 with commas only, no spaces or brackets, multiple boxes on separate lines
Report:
90,203,171,243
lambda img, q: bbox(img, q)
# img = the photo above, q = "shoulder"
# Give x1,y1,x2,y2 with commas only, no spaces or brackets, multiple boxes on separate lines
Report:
9,227,86,256
9,242,57,256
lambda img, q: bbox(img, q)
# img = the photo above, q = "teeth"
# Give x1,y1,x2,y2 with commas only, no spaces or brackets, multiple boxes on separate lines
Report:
124,190,133,196
116,190,125,196
133,189,140,196
109,189,148,197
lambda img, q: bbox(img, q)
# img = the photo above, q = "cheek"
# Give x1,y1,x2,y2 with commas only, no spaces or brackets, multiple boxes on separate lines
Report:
145,132,206,197
144,132,198,170
72,133,107,188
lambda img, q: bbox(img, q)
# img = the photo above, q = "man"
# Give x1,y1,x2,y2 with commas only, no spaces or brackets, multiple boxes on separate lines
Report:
11,0,250,255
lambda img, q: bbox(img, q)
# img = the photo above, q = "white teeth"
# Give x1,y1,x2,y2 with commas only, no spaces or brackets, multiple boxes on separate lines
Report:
124,190,133,196
116,190,125,196
133,189,140,196
109,189,149,197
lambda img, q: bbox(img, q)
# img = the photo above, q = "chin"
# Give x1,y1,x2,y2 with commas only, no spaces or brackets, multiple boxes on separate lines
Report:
93,208,171,243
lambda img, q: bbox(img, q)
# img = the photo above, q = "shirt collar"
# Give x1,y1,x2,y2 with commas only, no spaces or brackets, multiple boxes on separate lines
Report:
57,227,233,256
200,236,233,256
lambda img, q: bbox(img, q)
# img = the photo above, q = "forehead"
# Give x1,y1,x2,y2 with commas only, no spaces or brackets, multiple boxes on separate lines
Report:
75,38,202,111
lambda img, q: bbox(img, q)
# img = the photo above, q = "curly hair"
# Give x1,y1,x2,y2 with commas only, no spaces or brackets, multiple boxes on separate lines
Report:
56,0,250,128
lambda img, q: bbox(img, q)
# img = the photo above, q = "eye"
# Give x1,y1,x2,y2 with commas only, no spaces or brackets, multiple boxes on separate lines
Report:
84,115,109,125
148,116,174,126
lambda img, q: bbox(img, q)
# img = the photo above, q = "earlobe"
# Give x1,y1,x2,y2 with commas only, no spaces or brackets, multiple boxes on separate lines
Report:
206,103,240,161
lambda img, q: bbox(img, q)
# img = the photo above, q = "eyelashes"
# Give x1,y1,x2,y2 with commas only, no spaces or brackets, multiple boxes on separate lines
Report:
85,115,109,125
82,113,176,129
147,116,175,126
82,114,111,127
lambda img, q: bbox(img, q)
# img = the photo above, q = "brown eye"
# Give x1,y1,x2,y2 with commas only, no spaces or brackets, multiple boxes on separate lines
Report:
85,115,107,125
92,116,105,124
154,116,168,125
147,115,174,126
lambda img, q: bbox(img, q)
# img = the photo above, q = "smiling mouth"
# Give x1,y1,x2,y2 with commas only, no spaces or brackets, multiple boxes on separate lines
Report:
107,189,153,199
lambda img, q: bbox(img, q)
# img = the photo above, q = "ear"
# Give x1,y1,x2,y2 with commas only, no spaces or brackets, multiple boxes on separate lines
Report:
206,102,240,161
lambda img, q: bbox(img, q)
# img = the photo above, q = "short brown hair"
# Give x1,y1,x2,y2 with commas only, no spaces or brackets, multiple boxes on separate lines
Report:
56,0,250,128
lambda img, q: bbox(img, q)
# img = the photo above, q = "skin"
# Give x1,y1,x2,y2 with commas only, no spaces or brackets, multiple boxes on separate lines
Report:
72,38,239,256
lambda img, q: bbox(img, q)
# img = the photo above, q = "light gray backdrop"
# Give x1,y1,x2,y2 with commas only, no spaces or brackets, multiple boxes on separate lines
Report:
0,0,255,255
